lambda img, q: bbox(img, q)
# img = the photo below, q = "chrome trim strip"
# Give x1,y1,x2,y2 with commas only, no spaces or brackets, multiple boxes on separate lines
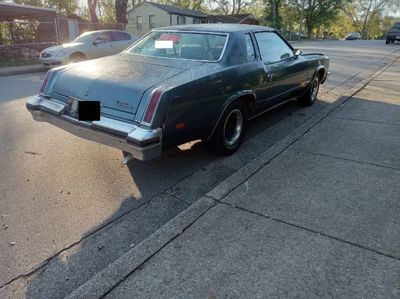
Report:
248,98,295,120
258,86,302,104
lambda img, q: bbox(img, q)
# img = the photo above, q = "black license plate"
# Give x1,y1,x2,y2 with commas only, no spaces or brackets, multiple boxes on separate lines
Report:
78,101,101,121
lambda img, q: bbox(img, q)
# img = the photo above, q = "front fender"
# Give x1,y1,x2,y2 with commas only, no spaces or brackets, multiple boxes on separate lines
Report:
313,64,328,84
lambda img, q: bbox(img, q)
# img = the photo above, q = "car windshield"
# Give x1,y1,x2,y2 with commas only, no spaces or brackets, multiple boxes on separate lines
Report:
72,32,95,43
126,31,228,62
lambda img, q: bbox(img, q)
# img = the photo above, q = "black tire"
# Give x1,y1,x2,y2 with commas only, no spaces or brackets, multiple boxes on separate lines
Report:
386,38,391,45
69,52,87,63
206,101,248,155
298,76,320,106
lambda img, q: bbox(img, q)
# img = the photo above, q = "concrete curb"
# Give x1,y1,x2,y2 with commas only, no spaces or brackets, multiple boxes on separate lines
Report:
66,196,216,299
0,64,45,77
65,50,400,299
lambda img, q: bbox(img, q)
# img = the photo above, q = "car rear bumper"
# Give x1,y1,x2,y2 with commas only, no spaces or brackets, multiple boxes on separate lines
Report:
26,96,162,161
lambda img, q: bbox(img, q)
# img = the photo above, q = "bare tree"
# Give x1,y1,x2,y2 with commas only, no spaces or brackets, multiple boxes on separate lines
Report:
88,0,99,23
211,0,258,15
115,0,129,24
343,0,399,38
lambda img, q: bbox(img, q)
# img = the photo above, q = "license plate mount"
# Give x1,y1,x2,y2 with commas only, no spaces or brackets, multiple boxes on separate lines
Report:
78,101,101,121
67,98,100,121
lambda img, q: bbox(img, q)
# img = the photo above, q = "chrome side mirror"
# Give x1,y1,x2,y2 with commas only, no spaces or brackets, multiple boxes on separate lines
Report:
294,49,302,56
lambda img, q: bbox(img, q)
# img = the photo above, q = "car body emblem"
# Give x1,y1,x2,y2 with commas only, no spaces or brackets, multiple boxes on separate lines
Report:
115,100,133,109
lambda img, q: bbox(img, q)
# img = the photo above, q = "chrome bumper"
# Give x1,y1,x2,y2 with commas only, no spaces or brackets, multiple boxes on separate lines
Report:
26,96,162,161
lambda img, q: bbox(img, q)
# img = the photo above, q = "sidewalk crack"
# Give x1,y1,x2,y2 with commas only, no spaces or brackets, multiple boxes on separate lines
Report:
289,148,400,172
221,202,400,262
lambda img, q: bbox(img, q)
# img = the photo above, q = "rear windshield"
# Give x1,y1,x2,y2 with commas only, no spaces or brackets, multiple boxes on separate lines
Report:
126,31,228,62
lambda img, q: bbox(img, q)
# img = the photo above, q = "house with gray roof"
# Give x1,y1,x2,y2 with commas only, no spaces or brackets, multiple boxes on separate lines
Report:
126,2,208,36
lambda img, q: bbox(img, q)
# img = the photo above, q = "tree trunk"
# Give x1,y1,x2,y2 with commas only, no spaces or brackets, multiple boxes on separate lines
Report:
272,0,277,28
115,0,129,24
361,0,373,39
88,0,99,23
307,24,312,39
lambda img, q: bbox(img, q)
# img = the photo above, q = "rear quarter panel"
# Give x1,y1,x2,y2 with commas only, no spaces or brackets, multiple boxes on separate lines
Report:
147,32,267,148
156,63,264,148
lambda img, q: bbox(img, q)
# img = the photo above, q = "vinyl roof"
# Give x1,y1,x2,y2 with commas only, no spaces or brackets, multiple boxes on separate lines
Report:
156,23,274,33
207,14,255,23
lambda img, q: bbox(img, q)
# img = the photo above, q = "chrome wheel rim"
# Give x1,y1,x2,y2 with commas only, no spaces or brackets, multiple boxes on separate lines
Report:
311,77,319,101
223,109,243,146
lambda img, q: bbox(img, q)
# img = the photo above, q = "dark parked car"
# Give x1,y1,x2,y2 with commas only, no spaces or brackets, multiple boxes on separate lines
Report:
26,24,329,161
386,22,400,44
345,32,361,40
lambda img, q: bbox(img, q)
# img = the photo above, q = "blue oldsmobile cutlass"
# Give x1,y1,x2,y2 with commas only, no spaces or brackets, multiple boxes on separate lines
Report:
27,24,329,161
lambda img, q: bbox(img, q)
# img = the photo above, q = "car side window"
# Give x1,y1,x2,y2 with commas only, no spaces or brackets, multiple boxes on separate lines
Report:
254,32,293,64
95,32,112,43
111,32,131,41
245,34,256,62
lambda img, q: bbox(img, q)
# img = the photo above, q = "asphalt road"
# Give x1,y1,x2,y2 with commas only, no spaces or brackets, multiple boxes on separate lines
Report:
0,40,398,298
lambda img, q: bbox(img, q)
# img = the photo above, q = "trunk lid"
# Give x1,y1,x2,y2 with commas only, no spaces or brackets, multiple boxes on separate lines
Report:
51,55,186,118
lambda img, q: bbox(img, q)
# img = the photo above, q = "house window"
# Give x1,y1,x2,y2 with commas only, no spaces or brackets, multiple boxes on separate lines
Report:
136,16,142,29
149,15,155,29
177,15,186,25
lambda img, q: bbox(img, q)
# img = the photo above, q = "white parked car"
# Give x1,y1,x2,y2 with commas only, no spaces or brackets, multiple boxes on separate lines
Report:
39,30,137,68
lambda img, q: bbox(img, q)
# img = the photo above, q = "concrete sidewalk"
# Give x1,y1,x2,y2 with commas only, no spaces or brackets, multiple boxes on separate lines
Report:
69,57,400,298
0,64,44,77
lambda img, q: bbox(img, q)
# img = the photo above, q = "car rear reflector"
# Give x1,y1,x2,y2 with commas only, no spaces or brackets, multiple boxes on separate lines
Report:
39,70,53,95
142,90,162,125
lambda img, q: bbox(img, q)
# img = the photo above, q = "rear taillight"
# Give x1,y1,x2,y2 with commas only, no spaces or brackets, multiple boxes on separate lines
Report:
142,90,162,125
39,70,53,95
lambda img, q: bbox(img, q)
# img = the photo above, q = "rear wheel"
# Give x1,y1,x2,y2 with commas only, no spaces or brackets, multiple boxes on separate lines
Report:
69,52,87,63
298,76,320,106
206,101,247,155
